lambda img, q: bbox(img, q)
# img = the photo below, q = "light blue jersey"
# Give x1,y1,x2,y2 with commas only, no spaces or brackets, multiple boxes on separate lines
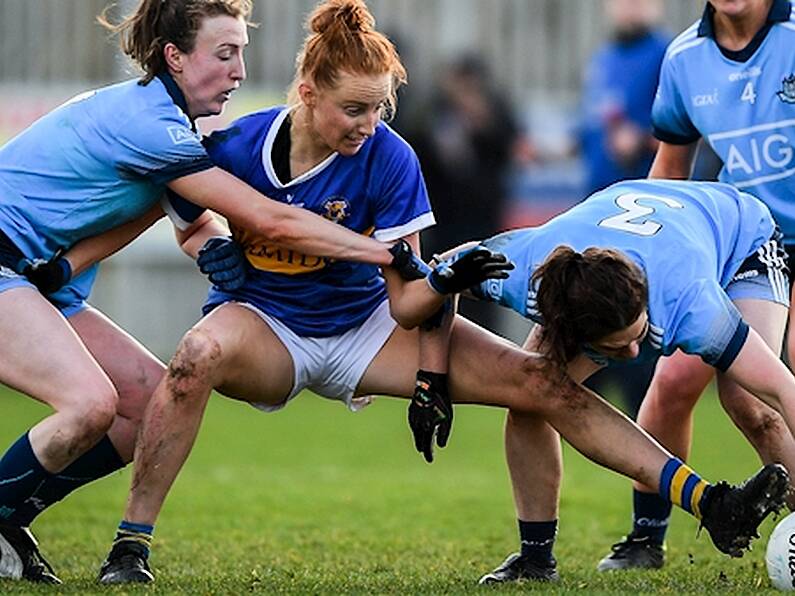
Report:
652,0,795,241
204,106,434,337
475,179,778,370
0,73,211,311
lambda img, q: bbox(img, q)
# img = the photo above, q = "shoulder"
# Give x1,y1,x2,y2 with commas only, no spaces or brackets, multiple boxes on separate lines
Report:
367,122,418,162
204,106,283,154
663,21,707,63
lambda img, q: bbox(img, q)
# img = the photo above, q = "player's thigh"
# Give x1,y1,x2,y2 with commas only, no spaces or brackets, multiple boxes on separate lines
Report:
69,306,165,421
447,315,555,411
0,287,115,408
199,303,295,404
734,298,788,352
356,325,418,397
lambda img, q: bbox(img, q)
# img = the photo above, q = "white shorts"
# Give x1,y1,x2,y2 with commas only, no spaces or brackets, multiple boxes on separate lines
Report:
236,299,397,412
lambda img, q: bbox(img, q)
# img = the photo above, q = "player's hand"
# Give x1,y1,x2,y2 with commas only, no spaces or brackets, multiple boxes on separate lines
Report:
427,246,514,295
387,239,432,281
408,371,453,463
18,253,72,295
197,236,247,291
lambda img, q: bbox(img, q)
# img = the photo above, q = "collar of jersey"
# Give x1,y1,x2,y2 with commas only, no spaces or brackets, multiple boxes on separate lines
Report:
155,72,196,132
260,107,339,189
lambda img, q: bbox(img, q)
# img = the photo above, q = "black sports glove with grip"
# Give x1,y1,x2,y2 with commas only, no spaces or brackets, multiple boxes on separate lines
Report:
409,370,453,463
197,236,247,291
18,251,72,295
427,246,514,295
387,239,432,281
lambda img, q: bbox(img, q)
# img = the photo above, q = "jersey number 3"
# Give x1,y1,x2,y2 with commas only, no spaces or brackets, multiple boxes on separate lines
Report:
599,193,684,236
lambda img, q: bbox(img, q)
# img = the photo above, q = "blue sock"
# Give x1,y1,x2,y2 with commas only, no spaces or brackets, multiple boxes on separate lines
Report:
114,520,154,557
518,519,557,563
0,433,53,525
632,489,672,544
14,435,125,526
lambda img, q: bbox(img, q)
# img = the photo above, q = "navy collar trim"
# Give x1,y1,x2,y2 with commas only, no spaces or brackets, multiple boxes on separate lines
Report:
698,0,791,38
155,72,196,131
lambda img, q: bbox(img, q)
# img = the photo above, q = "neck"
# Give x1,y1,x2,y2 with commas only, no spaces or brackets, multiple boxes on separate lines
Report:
712,0,772,50
289,106,334,165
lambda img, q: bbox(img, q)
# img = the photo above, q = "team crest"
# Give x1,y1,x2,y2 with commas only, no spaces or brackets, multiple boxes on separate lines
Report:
776,74,795,104
322,197,350,223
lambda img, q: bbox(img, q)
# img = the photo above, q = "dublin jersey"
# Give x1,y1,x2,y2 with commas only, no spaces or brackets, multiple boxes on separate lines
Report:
203,106,434,337
476,179,775,370
652,0,795,239
0,73,211,305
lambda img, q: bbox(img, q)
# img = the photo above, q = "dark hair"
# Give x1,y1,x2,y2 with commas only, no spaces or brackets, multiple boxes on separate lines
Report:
532,246,648,366
287,0,407,120
99,0,253,84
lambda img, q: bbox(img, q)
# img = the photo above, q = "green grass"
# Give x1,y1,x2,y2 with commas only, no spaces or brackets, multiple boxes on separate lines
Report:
0,385,784,594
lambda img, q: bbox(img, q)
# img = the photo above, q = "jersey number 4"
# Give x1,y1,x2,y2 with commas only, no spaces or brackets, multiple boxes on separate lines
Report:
599,193,684,236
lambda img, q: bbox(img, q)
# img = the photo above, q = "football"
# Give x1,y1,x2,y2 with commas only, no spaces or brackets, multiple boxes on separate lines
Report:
767,512,795,591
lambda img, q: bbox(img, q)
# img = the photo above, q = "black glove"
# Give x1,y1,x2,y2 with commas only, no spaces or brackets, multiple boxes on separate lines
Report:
427,246,514,295
388,239,432,281
408,371,453,463
18,254,72,295
197,236,247,291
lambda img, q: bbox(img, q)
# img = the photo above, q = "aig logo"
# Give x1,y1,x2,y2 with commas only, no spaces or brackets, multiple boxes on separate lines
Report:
693,89,719,107
709,120,795,185
167,126,199,145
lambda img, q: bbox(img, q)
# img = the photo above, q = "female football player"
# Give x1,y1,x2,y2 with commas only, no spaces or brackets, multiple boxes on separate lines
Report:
461,178,795,583
598,0,795,571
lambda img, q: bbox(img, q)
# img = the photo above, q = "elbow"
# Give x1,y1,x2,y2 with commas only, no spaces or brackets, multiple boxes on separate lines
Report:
389,303,422,330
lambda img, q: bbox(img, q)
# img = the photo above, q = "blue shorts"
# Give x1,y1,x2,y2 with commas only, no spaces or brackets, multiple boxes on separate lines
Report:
727,230,790,307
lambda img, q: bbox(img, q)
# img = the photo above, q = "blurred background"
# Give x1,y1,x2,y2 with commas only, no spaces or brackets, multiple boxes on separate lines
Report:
0,0,706,360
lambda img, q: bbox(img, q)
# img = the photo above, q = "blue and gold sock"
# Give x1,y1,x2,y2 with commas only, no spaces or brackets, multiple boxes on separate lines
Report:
658,457,711,519
114,520,154,557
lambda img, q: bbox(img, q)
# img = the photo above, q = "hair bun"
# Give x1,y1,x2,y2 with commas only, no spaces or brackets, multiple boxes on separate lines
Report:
310,0,374,35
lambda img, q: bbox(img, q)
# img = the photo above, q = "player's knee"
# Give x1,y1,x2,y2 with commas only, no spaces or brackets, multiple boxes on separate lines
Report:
647,366,702,413
167,328,223,401
727,401,786,446
70,387,119,440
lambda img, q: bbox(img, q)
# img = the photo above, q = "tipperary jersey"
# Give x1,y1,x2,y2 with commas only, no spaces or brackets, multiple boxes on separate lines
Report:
203,106,434,337
0,73,211,306
475,179,775,370
652,0,795,240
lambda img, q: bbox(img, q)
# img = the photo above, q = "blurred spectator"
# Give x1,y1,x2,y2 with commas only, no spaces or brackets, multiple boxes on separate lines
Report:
400,53,530,330
579,0,670,194
578,0,670,416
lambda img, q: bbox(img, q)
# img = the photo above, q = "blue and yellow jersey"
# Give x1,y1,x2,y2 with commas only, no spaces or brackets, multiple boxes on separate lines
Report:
0,73,211,306
203,106,434,337
476,179,774,370
652,0,795,240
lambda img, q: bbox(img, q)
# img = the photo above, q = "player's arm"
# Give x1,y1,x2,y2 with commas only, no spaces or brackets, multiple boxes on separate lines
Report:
19,203,166,293
723,327,795,439
168,168,397,267
648,140,699,179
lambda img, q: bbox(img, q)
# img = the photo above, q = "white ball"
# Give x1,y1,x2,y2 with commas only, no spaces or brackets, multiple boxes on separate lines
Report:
767,512,795,591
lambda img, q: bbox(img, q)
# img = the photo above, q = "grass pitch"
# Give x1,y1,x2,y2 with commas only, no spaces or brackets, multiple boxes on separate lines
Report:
0,384,784,594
